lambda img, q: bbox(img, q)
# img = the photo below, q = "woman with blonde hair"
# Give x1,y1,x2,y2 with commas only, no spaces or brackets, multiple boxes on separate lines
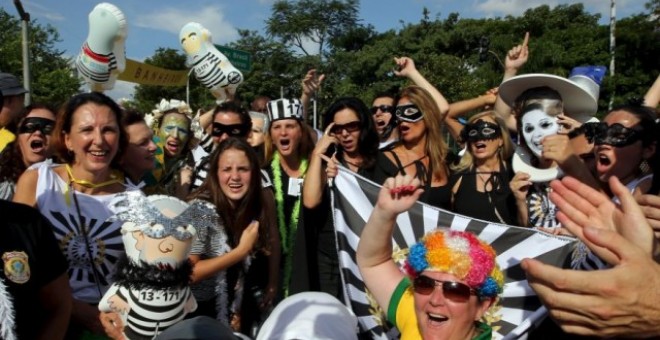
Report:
451,111,518,225
371,85,455,209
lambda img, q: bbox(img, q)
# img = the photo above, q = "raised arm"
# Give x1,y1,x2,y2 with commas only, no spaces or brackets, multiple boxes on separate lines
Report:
394,57,450,121
446,88,499,141
302,123,337,209
643,74,660,109
494,32,529,133
300,69,325,122
356,175,423,311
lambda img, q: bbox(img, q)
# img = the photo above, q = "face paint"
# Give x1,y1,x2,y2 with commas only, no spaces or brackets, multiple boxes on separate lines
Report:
395,104,424,123
18,117,55,135
462,120,501,143
593,122,644,147
158,114,190,145
521,109,559,158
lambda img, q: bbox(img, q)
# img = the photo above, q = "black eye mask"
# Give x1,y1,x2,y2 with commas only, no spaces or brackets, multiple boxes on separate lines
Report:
461,120,501,143
212,122,250,138
593,122,644,147
18,117,55,135
395,104,424,123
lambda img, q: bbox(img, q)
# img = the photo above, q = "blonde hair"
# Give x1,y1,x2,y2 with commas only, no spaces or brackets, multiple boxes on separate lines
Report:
399,85,448,182
452,111,514,173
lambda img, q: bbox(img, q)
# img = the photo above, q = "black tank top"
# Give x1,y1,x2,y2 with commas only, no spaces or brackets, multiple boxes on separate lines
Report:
452,168,517,225
372,149,453,210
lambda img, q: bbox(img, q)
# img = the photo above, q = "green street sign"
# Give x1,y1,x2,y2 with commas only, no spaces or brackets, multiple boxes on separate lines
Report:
215,45,252,73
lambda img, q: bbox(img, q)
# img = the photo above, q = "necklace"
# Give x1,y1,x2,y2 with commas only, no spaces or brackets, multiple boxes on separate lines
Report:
66,164,123,188
64,164,123,205
271,152,308,296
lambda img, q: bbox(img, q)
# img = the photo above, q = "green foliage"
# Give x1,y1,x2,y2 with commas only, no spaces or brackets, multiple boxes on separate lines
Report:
0,8,80,107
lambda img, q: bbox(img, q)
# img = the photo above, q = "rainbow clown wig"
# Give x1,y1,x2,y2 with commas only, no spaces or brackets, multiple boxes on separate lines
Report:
404,229,504,299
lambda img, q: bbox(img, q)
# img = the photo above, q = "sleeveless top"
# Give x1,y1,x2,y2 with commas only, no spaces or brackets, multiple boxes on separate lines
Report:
35,162,135,303
370,148,455,210
452,166,517,225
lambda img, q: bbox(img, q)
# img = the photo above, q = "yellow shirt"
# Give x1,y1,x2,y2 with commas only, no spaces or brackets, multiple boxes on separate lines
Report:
0,128,15,153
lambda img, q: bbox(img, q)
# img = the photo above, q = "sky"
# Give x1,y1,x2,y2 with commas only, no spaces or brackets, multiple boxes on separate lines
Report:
1,0,649,101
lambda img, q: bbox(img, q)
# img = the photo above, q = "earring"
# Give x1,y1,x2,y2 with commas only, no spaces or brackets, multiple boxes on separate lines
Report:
639,159,651,175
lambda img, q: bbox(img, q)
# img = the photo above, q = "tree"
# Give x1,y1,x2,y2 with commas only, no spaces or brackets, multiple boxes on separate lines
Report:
266,0,361,58
0,8,80,107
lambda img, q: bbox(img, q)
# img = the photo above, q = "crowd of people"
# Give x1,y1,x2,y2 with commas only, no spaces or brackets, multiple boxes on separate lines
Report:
0,29,659,340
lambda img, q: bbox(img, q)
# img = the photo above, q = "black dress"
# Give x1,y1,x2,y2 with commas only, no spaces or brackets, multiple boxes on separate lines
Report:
451,164,518,225
370,147,455,211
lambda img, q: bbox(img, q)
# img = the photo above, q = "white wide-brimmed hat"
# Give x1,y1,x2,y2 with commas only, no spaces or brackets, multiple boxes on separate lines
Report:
499,66,606,123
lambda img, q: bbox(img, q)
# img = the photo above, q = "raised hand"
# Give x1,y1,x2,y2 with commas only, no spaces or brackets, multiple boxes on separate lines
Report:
376,175,424,218
505,32,529,72
549,176,656,264
510,171,531,203
522,226,660,338
302,69,325,97
393,57,418,78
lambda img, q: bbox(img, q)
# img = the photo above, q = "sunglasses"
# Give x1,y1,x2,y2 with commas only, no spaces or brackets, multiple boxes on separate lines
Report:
395,104,424,123
18,117,55,135
331,121,361,135
370,105,394,115
211,122,249,138
413,275,475,302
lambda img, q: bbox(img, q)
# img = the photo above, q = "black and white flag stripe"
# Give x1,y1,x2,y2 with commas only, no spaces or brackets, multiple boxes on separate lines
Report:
331,168,576,340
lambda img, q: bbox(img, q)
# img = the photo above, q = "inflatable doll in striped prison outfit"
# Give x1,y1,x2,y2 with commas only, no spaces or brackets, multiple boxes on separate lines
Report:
99,192,218,339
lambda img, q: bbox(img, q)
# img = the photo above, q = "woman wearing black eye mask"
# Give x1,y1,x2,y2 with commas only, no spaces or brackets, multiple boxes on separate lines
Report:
593,104,656,198
450,112,518,224
0,104,56,200
370,57,456,209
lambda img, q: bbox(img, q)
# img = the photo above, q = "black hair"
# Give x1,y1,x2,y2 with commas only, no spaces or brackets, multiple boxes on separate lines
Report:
322,97,379,170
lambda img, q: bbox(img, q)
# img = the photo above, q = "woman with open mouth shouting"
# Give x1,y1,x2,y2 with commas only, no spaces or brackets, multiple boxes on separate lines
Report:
371,57,455,210
300,97,379,299
150,98,195,198
450,112,518,225
357,175,502,340
13,92,137,338
0,104,56,200
263,98,315,298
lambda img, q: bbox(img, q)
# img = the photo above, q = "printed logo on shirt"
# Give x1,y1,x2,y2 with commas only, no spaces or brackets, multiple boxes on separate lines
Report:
2,251,30,284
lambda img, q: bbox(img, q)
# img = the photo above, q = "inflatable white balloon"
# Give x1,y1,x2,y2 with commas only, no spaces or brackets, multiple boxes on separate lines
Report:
179,22,243,102
75,2,127,92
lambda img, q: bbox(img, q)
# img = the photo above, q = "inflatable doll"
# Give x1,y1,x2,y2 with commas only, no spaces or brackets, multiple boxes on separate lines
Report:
99,192,217,339
75,2,127,92
179,22,243,102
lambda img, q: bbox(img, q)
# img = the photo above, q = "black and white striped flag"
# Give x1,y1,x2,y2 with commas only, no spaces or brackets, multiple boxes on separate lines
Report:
331,169,576,339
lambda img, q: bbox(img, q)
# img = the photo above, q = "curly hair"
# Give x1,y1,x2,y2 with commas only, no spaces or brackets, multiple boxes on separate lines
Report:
0,104,57,183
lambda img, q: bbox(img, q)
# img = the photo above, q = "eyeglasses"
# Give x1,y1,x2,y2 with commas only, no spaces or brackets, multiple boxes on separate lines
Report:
212,122,249,138
18,117,55,135
395,104,424,123
413,275,475,302
331,121,361,135
370,105,394,115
